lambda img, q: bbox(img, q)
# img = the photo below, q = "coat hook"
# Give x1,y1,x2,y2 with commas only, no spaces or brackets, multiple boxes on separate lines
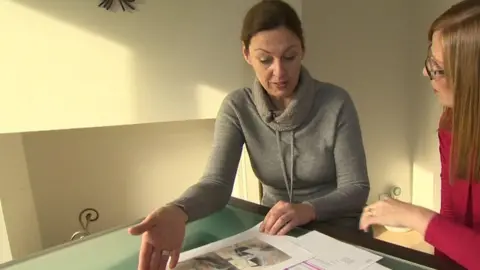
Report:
70,208,100,241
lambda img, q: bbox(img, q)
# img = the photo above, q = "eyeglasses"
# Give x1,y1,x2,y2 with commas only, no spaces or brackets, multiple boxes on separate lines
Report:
424,44,445,80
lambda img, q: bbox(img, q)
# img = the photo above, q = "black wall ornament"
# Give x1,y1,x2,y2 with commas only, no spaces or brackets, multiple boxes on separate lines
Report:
99,0,136,12
70,208,100,241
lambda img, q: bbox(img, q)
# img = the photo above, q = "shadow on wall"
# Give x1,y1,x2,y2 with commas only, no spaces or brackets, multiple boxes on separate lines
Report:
9,0,255,124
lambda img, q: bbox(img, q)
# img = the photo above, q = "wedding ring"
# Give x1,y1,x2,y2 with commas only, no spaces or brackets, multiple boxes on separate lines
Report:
160,250,172,256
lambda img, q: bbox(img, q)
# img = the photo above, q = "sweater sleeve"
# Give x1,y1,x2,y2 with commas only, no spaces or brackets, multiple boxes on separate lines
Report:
435,131,456,260
425,214,480,270
438,131,455,220
434,171,455,260
305,93,370,220
169,96,245,222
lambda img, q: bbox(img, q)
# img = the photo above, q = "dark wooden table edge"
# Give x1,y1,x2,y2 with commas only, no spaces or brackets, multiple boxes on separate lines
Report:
228,197,464,270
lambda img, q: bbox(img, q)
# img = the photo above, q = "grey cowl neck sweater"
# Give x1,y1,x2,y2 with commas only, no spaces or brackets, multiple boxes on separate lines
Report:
171,65,370,226
252,66,317,203
253,66,316,132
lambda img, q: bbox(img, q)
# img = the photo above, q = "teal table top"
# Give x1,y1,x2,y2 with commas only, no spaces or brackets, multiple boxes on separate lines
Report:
0,198,462,270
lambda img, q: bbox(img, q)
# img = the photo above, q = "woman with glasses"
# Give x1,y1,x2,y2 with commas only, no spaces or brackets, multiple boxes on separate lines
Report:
360,1,480,269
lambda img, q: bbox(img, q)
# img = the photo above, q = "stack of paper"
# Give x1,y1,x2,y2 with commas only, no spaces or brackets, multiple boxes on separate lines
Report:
288,231,388,270
176,224,389,270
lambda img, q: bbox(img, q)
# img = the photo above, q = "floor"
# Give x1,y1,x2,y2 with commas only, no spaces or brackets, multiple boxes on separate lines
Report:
373,225,434,254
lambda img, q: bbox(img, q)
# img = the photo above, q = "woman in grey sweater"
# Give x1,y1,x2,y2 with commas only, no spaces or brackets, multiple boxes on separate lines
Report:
129,1,370,270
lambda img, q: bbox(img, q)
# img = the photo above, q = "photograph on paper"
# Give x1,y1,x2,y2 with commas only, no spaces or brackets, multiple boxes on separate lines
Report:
177,224,314,270
175,237,291,270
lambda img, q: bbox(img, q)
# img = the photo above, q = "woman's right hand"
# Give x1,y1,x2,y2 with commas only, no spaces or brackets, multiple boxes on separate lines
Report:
128,205,188,270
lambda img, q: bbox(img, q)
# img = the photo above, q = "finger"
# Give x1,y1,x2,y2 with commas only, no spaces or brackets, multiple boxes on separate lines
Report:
360,215,378,232
158,251,170,270
363,204,378,217
359,213,368,231
129,216,155,235
269,213,292,235
259,216,268,232
169,250,180,269
359,210,374,230
259,210,273,232
263,203,285,233
138,235,154,270
259,212,268,232
150,249,161,270
261,210,275,233
262,210,280,234
277,220,296,235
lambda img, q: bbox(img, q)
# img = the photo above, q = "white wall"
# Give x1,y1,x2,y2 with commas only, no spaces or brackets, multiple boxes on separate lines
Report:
409,0,459,212
0,0,462,263
0,0,252,133
22,120,216,248
0,135,42,260
303,0,413,203
0,200,13,264
303,0,460,208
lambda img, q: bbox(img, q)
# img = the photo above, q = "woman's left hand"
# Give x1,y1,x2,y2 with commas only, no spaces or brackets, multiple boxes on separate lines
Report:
260,201,316,235
359,198,436,235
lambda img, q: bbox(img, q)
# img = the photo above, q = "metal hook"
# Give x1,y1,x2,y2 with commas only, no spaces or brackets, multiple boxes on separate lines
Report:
71,208,99,241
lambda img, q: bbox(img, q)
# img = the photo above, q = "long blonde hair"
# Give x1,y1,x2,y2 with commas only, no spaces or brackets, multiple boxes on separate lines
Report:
430,0,480,182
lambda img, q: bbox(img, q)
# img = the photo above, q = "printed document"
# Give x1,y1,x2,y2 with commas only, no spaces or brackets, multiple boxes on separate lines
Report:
288,231,382,270
176,224,313,270
177,224,384,270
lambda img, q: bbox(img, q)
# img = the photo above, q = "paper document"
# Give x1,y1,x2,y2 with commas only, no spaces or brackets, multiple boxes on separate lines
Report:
364,263,391,270
289,231,382,270
177,224,314,270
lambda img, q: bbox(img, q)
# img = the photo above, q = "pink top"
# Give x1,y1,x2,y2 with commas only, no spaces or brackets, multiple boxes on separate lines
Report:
424,129,480,270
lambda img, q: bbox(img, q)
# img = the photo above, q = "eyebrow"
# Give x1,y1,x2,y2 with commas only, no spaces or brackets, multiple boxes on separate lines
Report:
428,44,444,65
254,45,297,54
430,54,444,66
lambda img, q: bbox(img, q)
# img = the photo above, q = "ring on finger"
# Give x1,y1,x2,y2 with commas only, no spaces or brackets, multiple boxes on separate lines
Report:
366,207,376,216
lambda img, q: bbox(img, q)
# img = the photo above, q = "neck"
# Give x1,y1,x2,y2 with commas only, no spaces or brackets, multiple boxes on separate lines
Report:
252,65,317,132
270,96,292,110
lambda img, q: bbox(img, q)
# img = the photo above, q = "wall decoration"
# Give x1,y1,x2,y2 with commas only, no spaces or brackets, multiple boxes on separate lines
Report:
70,208,100,241
98,0,136,12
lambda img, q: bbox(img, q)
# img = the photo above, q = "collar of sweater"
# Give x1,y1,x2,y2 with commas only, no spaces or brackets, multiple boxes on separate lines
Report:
252,66,317,132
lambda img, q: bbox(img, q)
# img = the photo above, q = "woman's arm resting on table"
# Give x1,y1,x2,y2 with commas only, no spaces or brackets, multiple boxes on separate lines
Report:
305,93,370,221
424,214,480,270
170,97,245,222
362,200,480,270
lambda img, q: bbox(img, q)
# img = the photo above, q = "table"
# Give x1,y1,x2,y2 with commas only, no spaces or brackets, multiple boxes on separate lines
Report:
0,198,464,270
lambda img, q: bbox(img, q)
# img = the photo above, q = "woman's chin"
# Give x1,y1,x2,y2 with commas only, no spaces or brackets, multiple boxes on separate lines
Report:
269,88,295,99
437,98,453,108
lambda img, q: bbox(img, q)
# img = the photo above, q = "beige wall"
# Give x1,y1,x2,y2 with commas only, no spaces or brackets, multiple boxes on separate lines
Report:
0,134,42,261
22,120,216,248
409,0,459,212
0,199,12,264
303,0,413,204
0,0,462,264
0,0,254,133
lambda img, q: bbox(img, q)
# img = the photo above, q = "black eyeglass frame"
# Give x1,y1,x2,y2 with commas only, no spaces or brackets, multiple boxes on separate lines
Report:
424,43,445,80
